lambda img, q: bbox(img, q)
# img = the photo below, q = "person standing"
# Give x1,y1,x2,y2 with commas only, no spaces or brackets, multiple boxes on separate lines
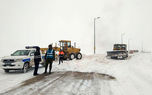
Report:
44,44,55,74
59,49,64,65
33,47,41,76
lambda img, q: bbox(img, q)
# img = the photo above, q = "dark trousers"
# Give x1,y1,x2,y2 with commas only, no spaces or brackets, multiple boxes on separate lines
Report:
33,61,39,75
59,56,63,64
45,58,53,73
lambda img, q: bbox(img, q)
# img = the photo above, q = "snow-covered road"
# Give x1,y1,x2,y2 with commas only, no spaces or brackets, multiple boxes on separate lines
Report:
0,53,152,95
1,71,115,95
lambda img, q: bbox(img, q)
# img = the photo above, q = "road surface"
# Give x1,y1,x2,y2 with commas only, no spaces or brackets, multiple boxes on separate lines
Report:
1,71,115,95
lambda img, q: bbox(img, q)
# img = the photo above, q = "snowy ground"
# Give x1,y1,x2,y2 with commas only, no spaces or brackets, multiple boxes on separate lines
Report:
0,53,152,95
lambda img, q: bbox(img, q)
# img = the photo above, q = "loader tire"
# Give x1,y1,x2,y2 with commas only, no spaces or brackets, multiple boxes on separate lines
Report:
76,53,82,60
69,53,75,60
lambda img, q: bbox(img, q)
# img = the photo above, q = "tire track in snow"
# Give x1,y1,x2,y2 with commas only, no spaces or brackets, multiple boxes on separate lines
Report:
2,72,67,95
2,71,115,95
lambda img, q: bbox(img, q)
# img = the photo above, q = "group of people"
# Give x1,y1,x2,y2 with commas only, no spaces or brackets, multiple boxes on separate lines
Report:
33,44,64,76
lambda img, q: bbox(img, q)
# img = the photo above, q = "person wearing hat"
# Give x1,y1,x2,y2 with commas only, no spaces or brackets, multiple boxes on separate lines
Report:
44,44,55,74
33,47,41,76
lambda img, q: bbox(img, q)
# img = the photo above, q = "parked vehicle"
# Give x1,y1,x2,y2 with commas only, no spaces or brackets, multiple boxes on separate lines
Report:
1,46,44,73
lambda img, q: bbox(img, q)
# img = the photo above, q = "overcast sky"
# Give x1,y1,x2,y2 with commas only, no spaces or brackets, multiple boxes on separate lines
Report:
0,0,152,57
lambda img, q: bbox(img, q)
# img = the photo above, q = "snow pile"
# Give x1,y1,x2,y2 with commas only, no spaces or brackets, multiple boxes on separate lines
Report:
53,54,121,76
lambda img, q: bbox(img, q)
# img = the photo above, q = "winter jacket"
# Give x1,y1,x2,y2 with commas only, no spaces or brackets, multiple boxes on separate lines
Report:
45,49,55,60
59,51,64,57
34,51,41,62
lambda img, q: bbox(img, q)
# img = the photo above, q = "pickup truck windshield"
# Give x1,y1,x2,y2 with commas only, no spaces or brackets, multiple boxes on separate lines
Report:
11,50,30,56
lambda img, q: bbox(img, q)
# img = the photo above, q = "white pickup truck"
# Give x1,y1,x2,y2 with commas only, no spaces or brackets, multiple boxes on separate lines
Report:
1,46,44,73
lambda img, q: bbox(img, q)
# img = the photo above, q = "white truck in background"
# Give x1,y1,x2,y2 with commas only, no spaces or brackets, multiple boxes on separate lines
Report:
107,44,128,60
0,46,44,73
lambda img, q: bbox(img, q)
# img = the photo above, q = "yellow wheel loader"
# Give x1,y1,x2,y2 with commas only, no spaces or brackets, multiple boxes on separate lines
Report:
41,40,82,60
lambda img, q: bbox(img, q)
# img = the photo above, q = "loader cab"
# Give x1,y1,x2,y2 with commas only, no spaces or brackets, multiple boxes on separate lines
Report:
59,40,71,50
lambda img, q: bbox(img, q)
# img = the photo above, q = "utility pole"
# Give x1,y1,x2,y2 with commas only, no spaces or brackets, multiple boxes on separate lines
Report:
94,17,100,54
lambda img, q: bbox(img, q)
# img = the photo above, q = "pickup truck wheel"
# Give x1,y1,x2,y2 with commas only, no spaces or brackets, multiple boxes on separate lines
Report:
4,69,9,73
23,63,29,73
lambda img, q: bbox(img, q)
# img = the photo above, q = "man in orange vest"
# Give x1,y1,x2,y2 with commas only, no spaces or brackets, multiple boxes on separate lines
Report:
59,49,64,65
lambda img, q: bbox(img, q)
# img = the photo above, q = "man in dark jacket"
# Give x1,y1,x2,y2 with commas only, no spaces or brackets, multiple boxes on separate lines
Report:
33,47,41,76
44,44,55,74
